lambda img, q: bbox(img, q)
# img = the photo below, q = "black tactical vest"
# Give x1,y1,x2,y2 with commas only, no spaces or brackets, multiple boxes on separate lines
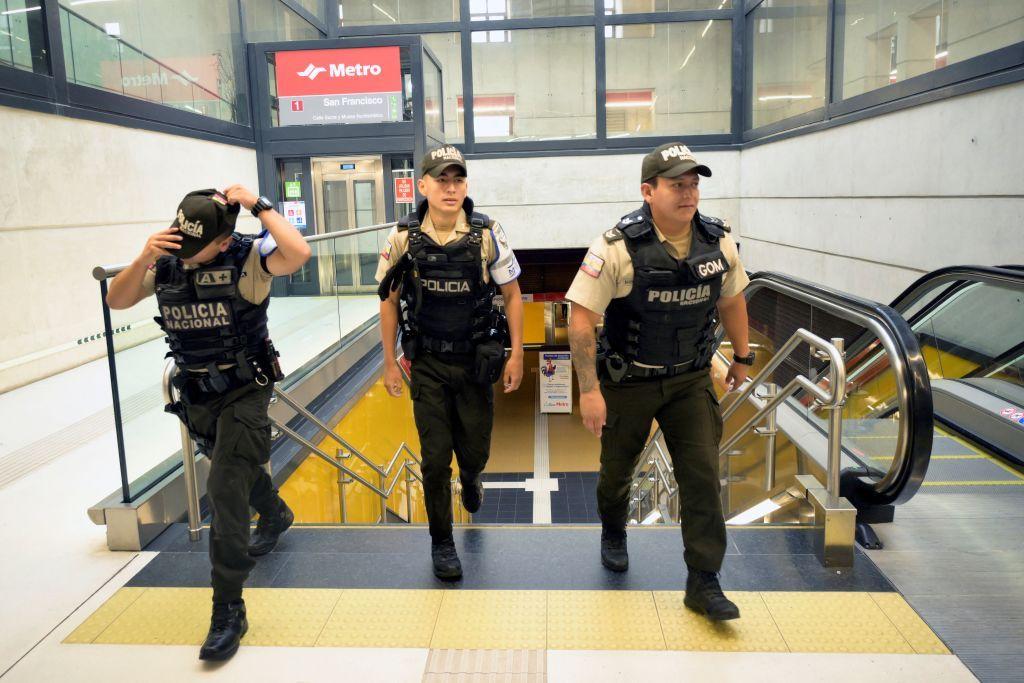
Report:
397,199,496,350
603,206,730,371
154,234,270,369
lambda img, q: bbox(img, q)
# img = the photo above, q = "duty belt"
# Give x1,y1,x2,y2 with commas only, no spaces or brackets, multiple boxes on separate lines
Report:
603,353,697,383
420,336,475,354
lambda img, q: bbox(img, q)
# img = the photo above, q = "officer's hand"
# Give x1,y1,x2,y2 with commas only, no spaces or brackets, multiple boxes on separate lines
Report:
223,184,258,211
384,362,404,397
580,389,607,438
725,362,749,392
503,354,523,393
141,226,182,264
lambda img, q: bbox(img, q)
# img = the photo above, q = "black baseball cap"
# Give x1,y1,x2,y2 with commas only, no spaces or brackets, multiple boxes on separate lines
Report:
420,145,467,178
641,143,712,183
171,189,239,259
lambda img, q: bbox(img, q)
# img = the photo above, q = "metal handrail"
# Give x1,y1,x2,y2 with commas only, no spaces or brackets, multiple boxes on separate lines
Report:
628,328,848,522
163,358,453,534
92,220,398,281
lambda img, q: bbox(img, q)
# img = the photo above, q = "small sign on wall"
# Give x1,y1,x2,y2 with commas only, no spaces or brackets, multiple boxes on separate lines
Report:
281,201,307,230
540,352,572,414
394,176,415,204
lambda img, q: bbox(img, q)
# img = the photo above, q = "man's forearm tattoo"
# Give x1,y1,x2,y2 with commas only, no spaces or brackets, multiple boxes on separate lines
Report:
570,327,600,393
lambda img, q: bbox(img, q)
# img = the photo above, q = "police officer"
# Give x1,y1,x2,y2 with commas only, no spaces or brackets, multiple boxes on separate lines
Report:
106,186,312,659
377,145,524,580
566,144,752,621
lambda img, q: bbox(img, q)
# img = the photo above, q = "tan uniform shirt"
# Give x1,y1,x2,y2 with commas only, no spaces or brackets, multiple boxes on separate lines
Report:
141,237,276,305
566,220,749,315
374,211,521,286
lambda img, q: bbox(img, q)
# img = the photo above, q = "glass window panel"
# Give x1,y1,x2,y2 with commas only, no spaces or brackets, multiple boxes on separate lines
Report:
292,0,324,20
0,0,47,74
748,0,828,130
245,0,323,42
338,0,458,27
422,33,463,142
837,0,1024,100
604,0,732,13
423,47,444,133
58,0,248,125
471,26,596,142
504,1,593,18
605,20,732,138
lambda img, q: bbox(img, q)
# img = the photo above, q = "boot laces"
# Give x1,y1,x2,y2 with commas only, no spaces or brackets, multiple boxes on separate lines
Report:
211,603,240,631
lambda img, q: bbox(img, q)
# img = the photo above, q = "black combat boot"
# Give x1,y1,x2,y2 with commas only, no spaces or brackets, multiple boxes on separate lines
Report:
248,499,294,557
600,527,629,572
199,600,248,661
431,538,463,581
684,568,740,621
460,475,484,513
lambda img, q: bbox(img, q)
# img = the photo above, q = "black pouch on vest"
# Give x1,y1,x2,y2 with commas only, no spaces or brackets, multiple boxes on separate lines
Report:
474,339,506,385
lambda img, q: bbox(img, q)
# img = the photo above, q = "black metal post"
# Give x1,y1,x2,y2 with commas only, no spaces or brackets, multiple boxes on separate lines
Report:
99,279,131,504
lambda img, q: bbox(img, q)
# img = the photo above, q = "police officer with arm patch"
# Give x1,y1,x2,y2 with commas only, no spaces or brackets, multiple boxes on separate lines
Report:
106,186,312,660
376,145,524,580
566,144,752,621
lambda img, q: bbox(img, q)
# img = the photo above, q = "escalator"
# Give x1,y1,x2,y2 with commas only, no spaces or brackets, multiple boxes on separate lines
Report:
706,265,1022,550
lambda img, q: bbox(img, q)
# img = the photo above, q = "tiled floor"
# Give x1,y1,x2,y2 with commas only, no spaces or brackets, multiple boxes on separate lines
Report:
474,473,533,524
550,472,600,524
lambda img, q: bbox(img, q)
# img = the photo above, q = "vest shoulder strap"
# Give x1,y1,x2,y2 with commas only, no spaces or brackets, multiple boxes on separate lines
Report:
154,255,177,283
697,213,729,238
616,209,653,241
467,211,490,233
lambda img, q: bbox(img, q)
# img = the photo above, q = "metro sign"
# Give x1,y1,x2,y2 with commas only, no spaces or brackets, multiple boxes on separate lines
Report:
275,46,403,126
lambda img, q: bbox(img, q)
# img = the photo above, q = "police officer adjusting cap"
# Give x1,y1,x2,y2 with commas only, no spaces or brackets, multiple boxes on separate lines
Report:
420,145,467,178
641,143,712,183
171,189,240,259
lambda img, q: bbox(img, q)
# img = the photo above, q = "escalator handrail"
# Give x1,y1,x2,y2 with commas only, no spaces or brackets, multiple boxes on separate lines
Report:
888,265,1024,321
740,271,933,507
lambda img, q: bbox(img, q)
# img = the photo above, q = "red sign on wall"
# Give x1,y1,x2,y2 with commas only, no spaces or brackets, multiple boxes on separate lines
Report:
394,177,415,204
275,46,402,97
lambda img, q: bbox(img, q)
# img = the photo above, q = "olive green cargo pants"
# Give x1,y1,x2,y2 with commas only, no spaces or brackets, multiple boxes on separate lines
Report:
596,369,727,572
180,381,282,603
410,352,494,541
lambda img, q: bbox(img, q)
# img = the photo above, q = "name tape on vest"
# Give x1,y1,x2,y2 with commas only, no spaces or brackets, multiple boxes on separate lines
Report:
195,269,234,286
646,284,712,306
161,302,232,331
423,278,471,294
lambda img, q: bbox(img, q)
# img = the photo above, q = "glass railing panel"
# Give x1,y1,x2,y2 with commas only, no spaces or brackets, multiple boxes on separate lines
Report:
99,227,390,502
911,282,1024,381
64,9,122,93
267,236,343,384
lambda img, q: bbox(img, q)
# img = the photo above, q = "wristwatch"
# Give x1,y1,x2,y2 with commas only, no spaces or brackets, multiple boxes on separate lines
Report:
733,351,756,366
251,195,273,218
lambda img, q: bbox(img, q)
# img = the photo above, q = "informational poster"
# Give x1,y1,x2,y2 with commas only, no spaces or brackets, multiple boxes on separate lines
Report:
284,181,302,199
394,177,415,203
540,352,572,414
281,201,307,230
275,46,403,126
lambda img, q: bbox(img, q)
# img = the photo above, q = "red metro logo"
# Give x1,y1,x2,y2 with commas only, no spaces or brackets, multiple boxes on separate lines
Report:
276,47,402,97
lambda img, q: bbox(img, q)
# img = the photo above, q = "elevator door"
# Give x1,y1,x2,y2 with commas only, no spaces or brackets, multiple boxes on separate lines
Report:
312,157,386,294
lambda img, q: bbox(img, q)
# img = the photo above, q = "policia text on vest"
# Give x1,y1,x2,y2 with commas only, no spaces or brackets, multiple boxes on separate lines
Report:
566,144,754,623
105,185,312,662
376,145,525,582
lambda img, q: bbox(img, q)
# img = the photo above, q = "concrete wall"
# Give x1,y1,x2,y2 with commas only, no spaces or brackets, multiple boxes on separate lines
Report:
0,106,258,393
469,151,741,250
736,80,1024,303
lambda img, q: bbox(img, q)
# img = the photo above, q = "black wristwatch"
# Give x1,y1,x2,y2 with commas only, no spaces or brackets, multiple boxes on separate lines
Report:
251,195,273,218
733,351,756,366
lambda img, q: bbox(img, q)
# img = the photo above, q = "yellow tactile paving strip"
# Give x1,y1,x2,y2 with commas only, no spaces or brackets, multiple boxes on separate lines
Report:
64,588,949,655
